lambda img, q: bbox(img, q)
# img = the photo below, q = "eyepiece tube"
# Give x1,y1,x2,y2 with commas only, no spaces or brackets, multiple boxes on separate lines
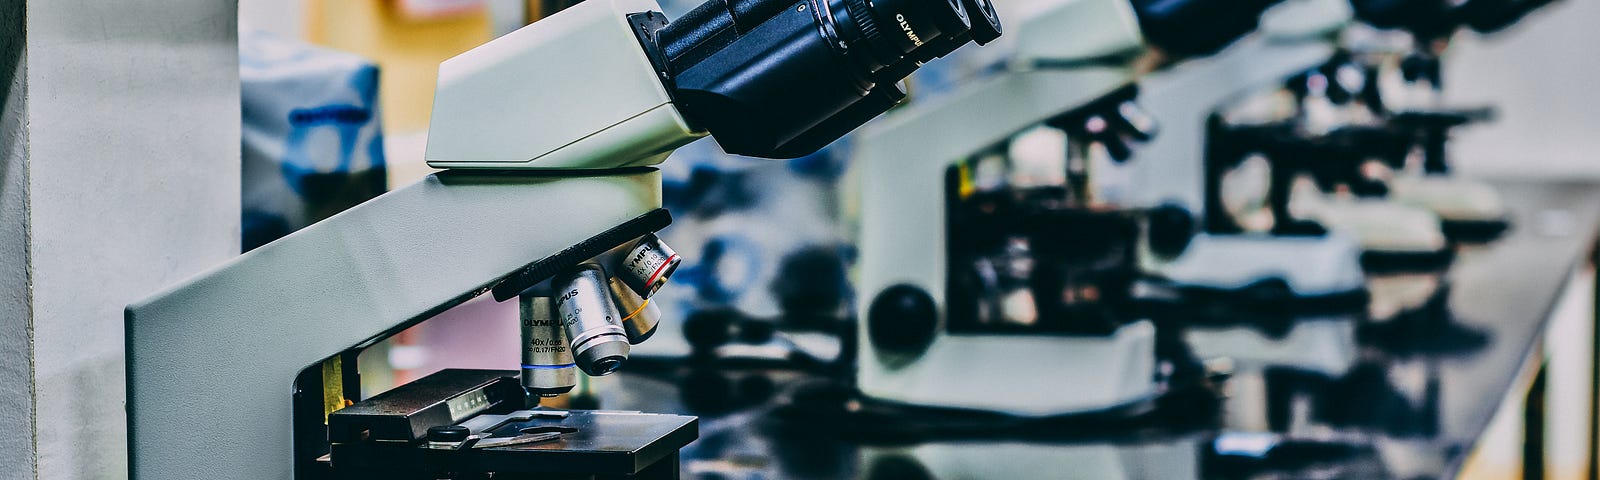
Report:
520,296,577,396
960,0,1001,45
866,0,972,50
555,264,631,376
653,0,1000,158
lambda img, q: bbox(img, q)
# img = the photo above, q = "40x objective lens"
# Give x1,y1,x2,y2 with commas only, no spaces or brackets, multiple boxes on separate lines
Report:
555,264,631,376
520,295,577,396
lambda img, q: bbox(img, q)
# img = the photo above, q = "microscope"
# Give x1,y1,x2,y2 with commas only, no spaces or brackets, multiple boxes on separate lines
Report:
1122,0,1370,381
1339,0,1555,243
852,0,1283,417
1196,0,1557,278
124,0,999,477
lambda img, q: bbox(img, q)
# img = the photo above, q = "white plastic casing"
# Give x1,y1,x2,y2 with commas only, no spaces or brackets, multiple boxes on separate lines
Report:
1000,0,1145,65
1302,196,1448,253
862,438,1200,480
1148,232,1367,296
1389,175,1508,223
426,0,704,169
1258,0,1353,41
1184,315,1359,377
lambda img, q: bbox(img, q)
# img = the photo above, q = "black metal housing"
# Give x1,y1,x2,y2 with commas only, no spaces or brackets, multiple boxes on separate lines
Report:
639,0,1001,158
1129,0,1285,58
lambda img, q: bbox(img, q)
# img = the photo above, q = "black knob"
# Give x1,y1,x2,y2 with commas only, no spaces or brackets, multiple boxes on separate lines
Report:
867,285,939,363
1146,203,1196,260
770,246,850,323
426,425,470,443
683,309,738,352
1129,0,1283,58
681,369,737,414
864,455,936,480
736,319,776,344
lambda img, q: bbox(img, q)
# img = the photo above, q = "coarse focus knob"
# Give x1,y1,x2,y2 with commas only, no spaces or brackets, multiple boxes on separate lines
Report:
1147,203,1196,260
426,425,470,443
867,284,938,364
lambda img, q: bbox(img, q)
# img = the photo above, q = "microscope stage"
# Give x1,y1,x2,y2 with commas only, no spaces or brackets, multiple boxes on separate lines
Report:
330,409,697,476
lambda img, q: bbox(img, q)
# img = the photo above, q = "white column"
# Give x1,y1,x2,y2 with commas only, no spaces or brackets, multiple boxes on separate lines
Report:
0,1,240,478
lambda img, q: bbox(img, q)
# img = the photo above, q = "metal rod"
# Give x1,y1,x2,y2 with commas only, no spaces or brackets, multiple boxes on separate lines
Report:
1588,245,1599,480
1525,361,1548,480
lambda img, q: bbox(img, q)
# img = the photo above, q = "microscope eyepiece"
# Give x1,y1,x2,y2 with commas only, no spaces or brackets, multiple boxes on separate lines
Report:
856,0,972,53
648,0,999,159
1347,0,1518,40
961,0,1002,45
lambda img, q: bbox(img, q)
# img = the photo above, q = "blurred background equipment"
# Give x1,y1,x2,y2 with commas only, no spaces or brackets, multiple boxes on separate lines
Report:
852,0,1289,417
240,30,388,251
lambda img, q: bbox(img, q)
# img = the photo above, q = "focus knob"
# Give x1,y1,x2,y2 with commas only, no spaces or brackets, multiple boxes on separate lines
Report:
867,284,938,365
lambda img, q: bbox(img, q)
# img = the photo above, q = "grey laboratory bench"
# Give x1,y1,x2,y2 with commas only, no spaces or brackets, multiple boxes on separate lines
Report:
598,179,1600,480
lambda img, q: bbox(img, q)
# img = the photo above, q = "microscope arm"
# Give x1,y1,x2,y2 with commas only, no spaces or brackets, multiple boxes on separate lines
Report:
126,170,665,479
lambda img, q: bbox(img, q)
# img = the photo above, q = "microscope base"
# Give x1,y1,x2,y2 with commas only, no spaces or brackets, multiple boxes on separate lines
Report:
861,437,1201,480
859,321,1159,417
1183,315,1359,377
1388,175,1510,243
1147,232,1367,301
1304,198,1454,272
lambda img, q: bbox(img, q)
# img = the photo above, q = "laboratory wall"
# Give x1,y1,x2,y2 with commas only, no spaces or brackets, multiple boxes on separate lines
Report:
1446,0,1600,178
0,1,241,479
0,1,30,478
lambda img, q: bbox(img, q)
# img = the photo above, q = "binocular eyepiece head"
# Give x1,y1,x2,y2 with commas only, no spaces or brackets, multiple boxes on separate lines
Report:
649,0,1001,159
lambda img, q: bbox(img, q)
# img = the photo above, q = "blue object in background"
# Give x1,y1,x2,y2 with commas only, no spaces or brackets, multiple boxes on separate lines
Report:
241,30,387,251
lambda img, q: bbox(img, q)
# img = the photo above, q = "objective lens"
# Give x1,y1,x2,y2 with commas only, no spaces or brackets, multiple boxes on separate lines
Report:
555,264,631,377
520,296,577,396
615,234,680,299
609,277,663,344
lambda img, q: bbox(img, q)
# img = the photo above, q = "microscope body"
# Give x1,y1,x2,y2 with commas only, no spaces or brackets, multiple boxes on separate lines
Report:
1133,0,1372,308
857,0,1331,416
1335,10,1515,242
1132,3,1423,383
853,0,1156,417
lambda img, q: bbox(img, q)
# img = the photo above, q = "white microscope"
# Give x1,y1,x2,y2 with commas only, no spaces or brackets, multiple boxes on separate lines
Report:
852,0,1286,418
1195,0,1558,278
1122,0,1370,381
123,0,999,477
1335,0,1556,243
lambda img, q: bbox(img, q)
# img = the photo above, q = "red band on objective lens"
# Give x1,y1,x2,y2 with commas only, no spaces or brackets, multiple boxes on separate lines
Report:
644,254,680,291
